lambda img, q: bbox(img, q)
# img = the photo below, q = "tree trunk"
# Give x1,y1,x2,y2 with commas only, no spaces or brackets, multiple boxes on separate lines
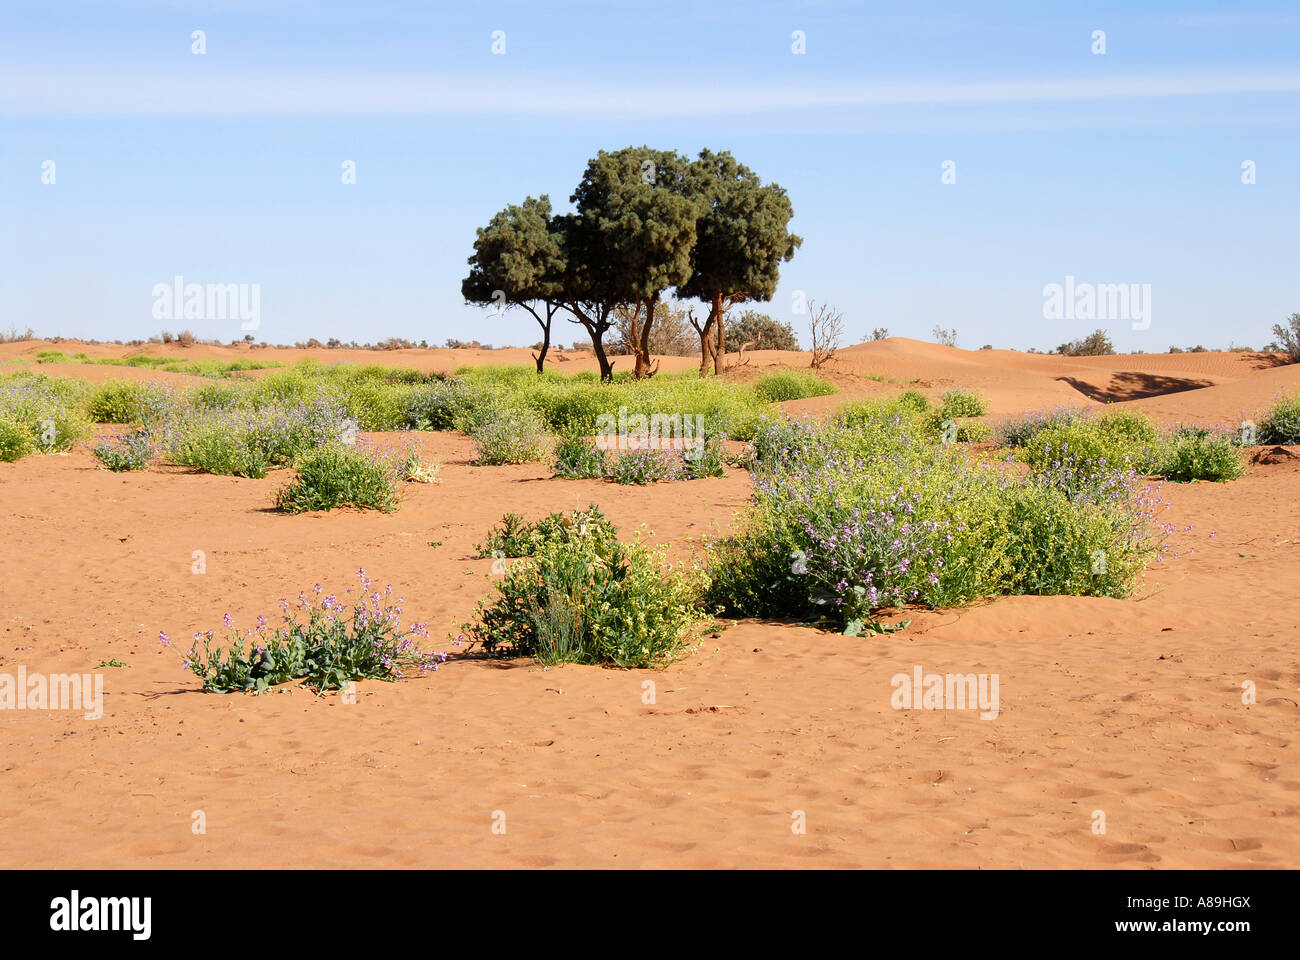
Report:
590,331,614,380
635,293,658,378
525,301,554,374
712,290,726,375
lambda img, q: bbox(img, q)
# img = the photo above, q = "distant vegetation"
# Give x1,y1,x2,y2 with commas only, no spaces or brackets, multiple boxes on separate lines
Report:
1272,312,1300,362
1056,329,1115,356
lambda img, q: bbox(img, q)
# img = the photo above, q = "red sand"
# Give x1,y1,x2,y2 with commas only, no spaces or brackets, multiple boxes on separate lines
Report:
1,339,1297,868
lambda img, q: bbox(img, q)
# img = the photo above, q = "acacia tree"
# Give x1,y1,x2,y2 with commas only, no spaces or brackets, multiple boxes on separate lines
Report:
567,147,699,378
461,196,566,372
680,149,801,375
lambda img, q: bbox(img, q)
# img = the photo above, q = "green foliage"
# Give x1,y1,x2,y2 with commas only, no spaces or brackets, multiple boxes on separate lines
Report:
551,433,606,478
707,424,1168,630
955,420,993,443
93,431,155,471
1161,427,1245,482
898,390,930,412
1009,409,1243,484
274,445,403,513
1269,312,1300,362
1056,329,1115,356
606,447,682,484
753,370,835,403
1259,394,1300,444
0,374,92,457
469,532,707,667
470,406,547,464
86,380,165,424
176,430,272,478
167,573,440,694
475,505,618,558
726,311,800,351
404,378,493,431
0,419,34,461
938,388,988,418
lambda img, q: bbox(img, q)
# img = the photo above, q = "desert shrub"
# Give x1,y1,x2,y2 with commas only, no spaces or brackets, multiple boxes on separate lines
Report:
898,390,930,412
938,388,988,418
476,505,618,558
470,406,547,465
0,419,34,462
996,407,1088,448
551,433,606,478
403,378,493,431
86,380,165,424
343,381,412,431
1258,394,1300,444
188,382,241,411
162,571,443,694
727,311,800,351
468,533,707,667
1019,421,1158,485
682,432,728,479
707,426,1167,632
274,444,403,513
176,431,272,478
1270,312,1300,361
1056,329,1115,356
605,447,683,485
753,370,836,404
94,431,155,471
955,420,993,443
164,400,357,478
1158,427,1244,482
396,447,441,483
0,375,92,457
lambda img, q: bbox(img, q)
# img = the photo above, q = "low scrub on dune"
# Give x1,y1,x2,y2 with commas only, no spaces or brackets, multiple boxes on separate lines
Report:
468,528,709,668
161,400,359,478
475,505,618,558
1258,393,1300,444
161,571,444,694
548,431,727,483
938,387,989,418
0,374,92,461
273,443,406,513
93,430,156,471
1002,407,1245,484
708,410,1175,633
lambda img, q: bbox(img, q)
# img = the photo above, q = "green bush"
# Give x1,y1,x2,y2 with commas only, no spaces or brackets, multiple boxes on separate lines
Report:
470,406,547,465
87,380,164,424
469,533,707,667
177,430,272,478
274,445,403,513
0,375,92,456
898,390,930,412
165,571,440,694
0,419,35,462
1159,427,1244,482
403,378,491,431
938,388,988,418
551,433,606,478
475,505,618,558
707,424,1167,631
1258,394,1300,444
93,431,155,471
753,370,836,404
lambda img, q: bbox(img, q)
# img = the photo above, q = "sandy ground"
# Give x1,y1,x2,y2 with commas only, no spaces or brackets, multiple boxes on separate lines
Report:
1,339,1297,868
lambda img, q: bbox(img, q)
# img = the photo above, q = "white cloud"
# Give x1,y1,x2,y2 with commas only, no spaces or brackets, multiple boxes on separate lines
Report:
3,64,1298,117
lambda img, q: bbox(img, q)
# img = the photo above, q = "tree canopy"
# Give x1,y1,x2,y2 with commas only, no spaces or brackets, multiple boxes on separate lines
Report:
461,147,799,380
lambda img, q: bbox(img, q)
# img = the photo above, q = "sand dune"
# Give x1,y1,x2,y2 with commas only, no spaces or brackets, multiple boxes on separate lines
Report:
1,339,1297,868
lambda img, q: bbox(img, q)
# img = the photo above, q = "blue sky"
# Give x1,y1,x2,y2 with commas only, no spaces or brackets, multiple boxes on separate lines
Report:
2,1,1297,352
